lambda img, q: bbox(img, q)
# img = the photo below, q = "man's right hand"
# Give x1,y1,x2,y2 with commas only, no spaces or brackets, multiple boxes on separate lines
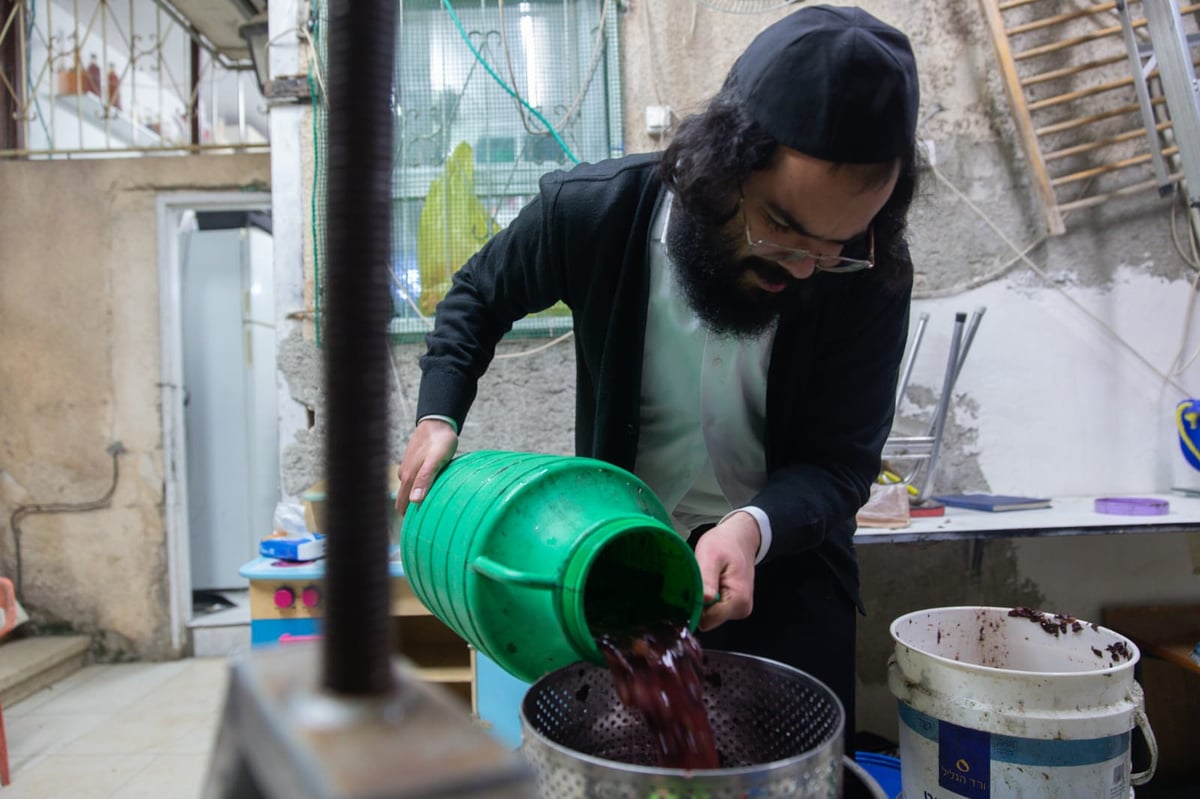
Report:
395,418,459,517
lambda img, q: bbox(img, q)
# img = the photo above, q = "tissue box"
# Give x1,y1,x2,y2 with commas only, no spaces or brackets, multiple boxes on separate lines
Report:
260,533,326,562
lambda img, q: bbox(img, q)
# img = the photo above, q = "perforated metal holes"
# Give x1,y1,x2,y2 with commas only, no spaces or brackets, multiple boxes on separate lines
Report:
519,650,844,799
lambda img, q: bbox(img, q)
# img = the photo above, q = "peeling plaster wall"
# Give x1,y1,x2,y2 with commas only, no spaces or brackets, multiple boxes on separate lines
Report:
277,0,1200,739
0,154,270,661
279,332,577,496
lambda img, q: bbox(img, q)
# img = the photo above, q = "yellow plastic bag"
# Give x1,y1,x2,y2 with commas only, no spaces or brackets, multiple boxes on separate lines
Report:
416,141,496,314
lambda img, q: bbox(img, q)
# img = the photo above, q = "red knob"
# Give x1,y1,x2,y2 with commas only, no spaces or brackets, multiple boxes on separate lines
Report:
301,586,321,609
273,587,295,609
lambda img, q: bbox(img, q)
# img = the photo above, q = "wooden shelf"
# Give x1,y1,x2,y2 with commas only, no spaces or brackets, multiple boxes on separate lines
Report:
243,563,479,712
390,610,475,714
391,593,433,617
51,91,164,146
415,666,474,683
1104,604,1200,676
1102,604,1200,778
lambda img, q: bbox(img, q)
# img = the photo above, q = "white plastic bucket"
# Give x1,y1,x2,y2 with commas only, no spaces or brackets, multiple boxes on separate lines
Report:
888,606,1157,799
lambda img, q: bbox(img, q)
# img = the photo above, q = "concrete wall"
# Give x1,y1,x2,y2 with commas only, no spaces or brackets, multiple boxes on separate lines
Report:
0,154,270,661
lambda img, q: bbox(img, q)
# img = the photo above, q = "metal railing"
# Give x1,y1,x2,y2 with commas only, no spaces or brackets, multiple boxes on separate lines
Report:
1,0,269,158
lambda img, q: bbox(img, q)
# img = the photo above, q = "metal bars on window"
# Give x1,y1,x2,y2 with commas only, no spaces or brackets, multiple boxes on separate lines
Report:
387,0,620,335
0,0,268,158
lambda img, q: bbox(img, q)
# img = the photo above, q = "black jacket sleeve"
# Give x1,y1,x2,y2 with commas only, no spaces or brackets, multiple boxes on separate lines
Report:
415,154,663,439
414,173,570,429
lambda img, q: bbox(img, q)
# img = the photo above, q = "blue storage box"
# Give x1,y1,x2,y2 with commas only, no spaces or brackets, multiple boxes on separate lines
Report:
854,751,902,799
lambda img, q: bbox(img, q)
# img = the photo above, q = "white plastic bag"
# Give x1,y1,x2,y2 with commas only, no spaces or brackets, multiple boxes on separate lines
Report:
272,501,310,536
856,483,911,528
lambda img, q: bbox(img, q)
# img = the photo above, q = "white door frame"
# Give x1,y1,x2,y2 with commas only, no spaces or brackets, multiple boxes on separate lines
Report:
157,191,271,652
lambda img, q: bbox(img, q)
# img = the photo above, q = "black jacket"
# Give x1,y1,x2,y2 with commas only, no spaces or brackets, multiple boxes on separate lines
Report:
416,153,912,609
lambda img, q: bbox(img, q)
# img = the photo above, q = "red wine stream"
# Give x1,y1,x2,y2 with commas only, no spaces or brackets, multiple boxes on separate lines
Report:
596,625,720,770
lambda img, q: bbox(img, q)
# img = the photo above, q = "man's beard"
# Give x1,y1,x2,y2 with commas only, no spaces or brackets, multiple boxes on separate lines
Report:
665,202,800,339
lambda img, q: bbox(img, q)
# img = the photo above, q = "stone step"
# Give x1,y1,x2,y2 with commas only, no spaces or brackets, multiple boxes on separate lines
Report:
191,622,251,658
189,589,251,658
0,635,90,708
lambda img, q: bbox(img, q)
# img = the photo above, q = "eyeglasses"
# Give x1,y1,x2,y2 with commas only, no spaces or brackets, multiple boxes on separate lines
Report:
741,200,875,274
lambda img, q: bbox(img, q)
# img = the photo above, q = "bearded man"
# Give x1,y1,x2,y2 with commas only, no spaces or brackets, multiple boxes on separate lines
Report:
397,4,921,752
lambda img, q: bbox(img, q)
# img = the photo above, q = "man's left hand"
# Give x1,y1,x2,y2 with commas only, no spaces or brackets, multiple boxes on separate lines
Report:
694,511,760,631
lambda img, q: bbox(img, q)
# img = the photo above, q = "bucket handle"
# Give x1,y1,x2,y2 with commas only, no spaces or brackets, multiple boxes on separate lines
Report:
1130,681,1158,787
472,555,558,588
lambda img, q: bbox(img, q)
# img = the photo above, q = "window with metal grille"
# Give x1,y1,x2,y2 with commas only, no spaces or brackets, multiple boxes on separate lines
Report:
387,0,621,337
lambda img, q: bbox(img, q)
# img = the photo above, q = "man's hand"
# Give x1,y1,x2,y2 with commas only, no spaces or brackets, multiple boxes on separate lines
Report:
693,511,760,631
395,418,459,517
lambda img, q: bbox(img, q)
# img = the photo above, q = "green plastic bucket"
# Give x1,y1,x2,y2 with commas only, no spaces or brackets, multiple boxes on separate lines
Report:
399,451,703,683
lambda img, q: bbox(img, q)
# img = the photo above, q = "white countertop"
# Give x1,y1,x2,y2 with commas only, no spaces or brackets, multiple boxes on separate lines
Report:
855,493,1200,544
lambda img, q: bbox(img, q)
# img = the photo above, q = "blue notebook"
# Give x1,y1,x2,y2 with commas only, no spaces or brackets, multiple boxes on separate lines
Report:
932,493,1051,512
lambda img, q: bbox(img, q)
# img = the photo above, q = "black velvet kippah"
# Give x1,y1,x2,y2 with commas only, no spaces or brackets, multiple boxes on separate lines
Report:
730,4,919,163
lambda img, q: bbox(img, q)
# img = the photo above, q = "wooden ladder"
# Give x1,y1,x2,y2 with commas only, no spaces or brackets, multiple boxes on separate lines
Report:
981,0,1200,234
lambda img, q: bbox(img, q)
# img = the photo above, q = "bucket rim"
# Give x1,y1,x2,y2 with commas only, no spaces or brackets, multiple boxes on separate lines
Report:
518,649,845,777
889,605,1141,677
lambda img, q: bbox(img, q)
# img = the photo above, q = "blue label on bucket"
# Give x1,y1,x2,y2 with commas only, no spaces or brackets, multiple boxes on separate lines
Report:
899,702,1131,767
937,720,990,799
899,702,1133,799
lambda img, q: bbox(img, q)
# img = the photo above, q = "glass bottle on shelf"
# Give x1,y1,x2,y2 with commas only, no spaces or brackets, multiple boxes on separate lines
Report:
107,63,121,110
86,54,101,97
58,50,85,95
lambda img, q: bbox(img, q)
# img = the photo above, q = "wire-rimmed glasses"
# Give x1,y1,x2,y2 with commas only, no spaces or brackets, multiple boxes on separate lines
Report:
741,201,874,274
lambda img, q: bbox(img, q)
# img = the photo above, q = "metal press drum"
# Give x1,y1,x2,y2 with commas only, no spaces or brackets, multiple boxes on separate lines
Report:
519,650,875,798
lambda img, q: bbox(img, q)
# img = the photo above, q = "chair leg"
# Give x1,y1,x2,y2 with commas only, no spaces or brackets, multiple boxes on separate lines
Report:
0,701,9,786
0,576,16,786
0,578,18,639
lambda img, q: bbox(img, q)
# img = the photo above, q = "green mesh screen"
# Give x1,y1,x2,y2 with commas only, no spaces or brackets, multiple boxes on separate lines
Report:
310,0,622,344
311,1,330,347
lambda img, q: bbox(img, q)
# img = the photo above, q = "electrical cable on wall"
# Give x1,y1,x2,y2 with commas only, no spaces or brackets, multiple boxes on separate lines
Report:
387,345,415,424
494,330,575,359
497,0,611,135
1169,188,1200,270
310,65,325,347
441,0,579,164
922,153,1196,398
7,442,126,603
1163,189,1200,389
390,269,434,329
913,234,1048,300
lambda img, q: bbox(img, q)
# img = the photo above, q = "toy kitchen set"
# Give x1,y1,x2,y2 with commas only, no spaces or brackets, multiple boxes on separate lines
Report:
239,477,526,742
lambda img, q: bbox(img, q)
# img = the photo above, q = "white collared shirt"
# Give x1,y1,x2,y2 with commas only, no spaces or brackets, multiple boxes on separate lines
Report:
635,193,775,562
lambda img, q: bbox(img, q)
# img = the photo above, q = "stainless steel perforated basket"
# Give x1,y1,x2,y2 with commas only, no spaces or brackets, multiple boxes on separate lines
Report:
518,650,846,799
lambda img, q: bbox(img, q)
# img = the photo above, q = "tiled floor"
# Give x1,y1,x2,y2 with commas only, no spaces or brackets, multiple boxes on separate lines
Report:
5,656,1198,798
5,657,229,798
